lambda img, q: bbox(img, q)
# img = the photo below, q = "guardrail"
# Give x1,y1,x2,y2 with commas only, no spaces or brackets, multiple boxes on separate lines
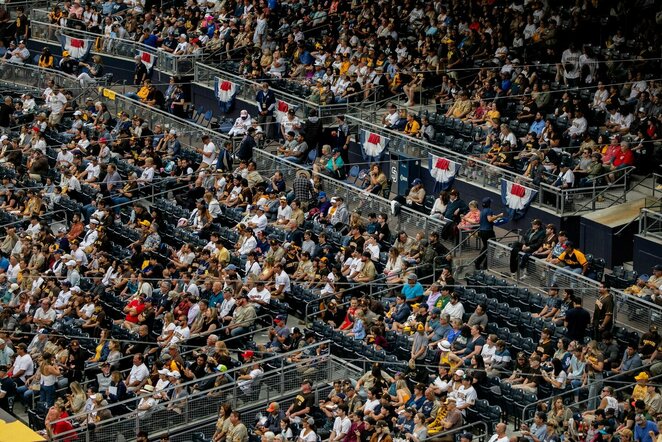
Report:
343,115,638,216
29,15,200,76
51,341,346,441
0,62,84,94
78,320,274,392
640,208,662,240
1,0,50,17
103,90,229,152
194,63,381,122
486,239,662,333
520,361,657,425
251,147,450,243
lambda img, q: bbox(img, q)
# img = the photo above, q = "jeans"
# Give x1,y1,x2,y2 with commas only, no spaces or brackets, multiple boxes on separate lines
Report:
230,327,249,337
587,374,603,410
16,385,33,406
82,203,96,223
40,384,56,407
110,196,131,214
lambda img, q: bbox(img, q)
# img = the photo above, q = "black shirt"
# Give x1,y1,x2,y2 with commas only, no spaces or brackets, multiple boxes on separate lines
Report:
291,391,315,414
60,58,79,75
0,103,12,128
565,306,591,341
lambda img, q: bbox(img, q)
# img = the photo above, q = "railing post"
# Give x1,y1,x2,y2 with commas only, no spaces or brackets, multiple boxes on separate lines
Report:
279,358,285,396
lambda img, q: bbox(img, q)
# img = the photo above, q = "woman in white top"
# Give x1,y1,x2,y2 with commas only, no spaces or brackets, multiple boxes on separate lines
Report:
541,358,567,397
158,312,177,349
430,192,449,220
40,352,62,407
297,417,317,442
383,247,403,278
407,412,428,442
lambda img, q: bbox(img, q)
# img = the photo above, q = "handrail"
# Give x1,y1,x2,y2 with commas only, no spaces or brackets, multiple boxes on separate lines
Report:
428,421,490,442
615,196,662,237
80,320,275,386
639,207,662,239
520,361,657,424
452,229,520,279
29,17,201,75
50,339,332,429
568,166,636,215
193,64,381,122
486,239,662,332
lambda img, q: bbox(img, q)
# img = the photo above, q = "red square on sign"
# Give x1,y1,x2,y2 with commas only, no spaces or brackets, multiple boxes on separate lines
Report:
511,184,526,198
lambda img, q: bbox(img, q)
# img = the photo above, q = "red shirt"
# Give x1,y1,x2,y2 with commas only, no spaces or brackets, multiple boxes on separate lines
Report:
613,149,635,167
124,299,145,323
53,411,77,441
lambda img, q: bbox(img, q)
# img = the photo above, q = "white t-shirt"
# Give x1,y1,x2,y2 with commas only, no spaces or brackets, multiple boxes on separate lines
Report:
248,214,268,233
12,353,34,382
452,385,477,411
54,290,72,310
247,287,271,304
85,163,101,181
202,141,217,166
488,435,509,442
170,325,191,345
442,301,465,320
275,270,291,294
332,416,352,438
238,367,263,393
363,398,380,413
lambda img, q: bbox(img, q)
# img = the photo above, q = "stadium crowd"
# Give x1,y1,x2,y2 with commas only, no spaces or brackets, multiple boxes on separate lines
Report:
0,0,660,440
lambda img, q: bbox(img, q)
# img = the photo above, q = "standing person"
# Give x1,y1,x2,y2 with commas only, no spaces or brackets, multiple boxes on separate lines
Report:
475,198,503,270
256,82,276,139
593,283,615,339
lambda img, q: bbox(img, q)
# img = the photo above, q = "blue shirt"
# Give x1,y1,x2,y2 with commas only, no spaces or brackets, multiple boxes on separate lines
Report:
634,421,658,442
402,282,424,300
529,119,546,135
142,34,159,48
479,208,495,231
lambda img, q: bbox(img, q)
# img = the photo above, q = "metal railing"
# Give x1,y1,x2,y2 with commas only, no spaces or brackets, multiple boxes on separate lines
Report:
640,208,662,240
29,16,200,75
104,91,229,153
519,361,657,424
486,239,662,333
251,147,451,243
0,62,83,93
342,115,641,216
51,341,352,441
1,0,50,17
78,321,274,391
521,369,662,427
193,63,382,122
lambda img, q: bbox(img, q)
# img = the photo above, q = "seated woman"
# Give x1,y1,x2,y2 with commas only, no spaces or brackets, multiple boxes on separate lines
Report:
457,200,481,230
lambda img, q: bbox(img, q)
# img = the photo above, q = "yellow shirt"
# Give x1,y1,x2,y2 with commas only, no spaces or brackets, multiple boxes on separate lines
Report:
404,119,420,135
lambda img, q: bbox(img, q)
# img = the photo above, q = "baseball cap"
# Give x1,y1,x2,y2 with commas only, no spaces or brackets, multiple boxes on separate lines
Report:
225,264,238,271
241,350,254,359
318,191,327,200
412,178,422,185
267,402,279,412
